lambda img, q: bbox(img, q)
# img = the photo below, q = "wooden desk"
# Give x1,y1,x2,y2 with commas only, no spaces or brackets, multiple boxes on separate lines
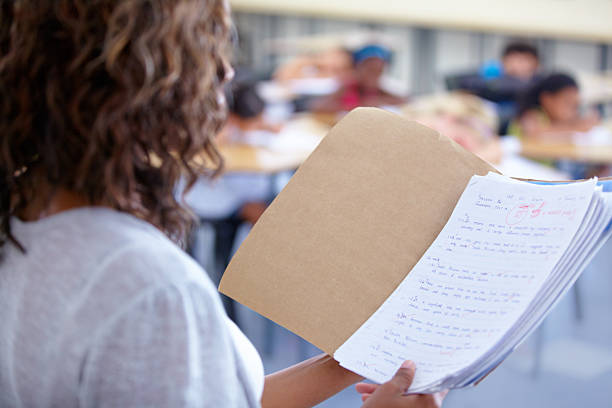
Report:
218,144,314,173
218,115,329,173
520,141,612,164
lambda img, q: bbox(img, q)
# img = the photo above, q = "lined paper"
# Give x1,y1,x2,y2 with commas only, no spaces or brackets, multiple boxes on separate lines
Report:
334,174,597,391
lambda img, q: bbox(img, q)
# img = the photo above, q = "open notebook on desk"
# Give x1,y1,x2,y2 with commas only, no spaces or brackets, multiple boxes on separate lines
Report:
219,108,612,393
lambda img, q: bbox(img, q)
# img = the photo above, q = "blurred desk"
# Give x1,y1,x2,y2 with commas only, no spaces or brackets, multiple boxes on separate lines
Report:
519,120,612,164
218,115,330,173
498,137,571,181
219,144,315,173
520,142,612,164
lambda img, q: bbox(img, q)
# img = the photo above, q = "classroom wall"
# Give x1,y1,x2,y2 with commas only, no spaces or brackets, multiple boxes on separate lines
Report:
230,0,612,42
232,12,611,96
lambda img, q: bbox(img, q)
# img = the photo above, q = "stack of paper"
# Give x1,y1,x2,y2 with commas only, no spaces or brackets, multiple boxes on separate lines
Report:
218,108,612,393
334,173,612,391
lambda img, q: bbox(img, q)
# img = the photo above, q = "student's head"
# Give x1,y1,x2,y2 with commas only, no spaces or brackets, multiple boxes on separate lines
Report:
0,0,233,247
502,42,539,80
318,47,354,79
352,45,392,91
518,73,580,122
227,82,265,125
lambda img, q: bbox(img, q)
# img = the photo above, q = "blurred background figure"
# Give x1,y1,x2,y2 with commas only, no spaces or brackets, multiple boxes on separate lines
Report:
510,72,599,142
509,72,608,177
447,41,542,133
274,47,354,83
501,42,541,81
311,44,406,114
220,80,283,147
402,92,503,164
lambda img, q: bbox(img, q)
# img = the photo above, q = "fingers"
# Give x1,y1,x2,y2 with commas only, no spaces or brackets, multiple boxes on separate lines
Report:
386,360,416,394
355,383,378,394
356,362,447,408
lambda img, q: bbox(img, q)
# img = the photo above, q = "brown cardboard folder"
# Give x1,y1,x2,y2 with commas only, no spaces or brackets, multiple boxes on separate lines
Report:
219,107,496,355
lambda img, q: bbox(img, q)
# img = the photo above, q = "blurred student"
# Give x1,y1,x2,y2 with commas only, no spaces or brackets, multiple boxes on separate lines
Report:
0,1,447,407
311,44,406,113
460,41,541,99
219,81,282,143
402,93,503,164
185,81,276,299
453,41,541,133
499,42,540,81
219,81,282,223
273,47,354,83
510,72,599,142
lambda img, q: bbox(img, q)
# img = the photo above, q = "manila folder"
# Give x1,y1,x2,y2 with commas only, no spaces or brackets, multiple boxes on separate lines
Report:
219,107,497,355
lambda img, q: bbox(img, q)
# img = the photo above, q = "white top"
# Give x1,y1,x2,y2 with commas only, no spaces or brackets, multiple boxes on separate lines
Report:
0,208,264,407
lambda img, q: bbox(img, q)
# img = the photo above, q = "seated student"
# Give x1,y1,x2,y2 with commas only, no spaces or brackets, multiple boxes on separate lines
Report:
0,1,447,407
219,81,283,145
497,41,540,82
311,44,406,113
216,81,282,224
450,41,542,133
402,92,503,164
454,41,541,101
184,81,278,310
509,72,599,142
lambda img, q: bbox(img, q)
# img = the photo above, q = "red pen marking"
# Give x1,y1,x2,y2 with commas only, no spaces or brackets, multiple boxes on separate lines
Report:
506,203,530,225
530,201,546,218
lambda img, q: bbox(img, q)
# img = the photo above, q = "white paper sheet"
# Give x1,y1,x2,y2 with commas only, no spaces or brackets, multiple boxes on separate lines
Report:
334,174,597,391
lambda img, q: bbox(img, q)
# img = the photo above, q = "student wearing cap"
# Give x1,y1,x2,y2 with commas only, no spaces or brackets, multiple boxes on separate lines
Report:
311,44,406,113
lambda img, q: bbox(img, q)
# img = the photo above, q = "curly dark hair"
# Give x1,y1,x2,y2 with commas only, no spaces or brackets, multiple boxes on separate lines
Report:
0,0,233,252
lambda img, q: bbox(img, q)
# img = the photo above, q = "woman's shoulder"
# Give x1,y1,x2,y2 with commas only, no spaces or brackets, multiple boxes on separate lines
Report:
10,206,217,312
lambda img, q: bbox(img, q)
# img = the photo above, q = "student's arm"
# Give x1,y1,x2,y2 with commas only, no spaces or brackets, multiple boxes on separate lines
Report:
520,110,599,142
262,354,362,408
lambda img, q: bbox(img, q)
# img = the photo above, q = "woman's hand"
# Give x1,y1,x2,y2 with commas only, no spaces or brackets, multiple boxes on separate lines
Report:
356,361,448,408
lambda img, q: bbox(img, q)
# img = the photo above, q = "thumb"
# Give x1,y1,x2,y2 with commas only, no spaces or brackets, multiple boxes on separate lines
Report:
387,360,416,394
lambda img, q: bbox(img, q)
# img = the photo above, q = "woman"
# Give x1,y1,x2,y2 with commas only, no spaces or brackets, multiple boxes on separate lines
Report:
0,1,445,407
